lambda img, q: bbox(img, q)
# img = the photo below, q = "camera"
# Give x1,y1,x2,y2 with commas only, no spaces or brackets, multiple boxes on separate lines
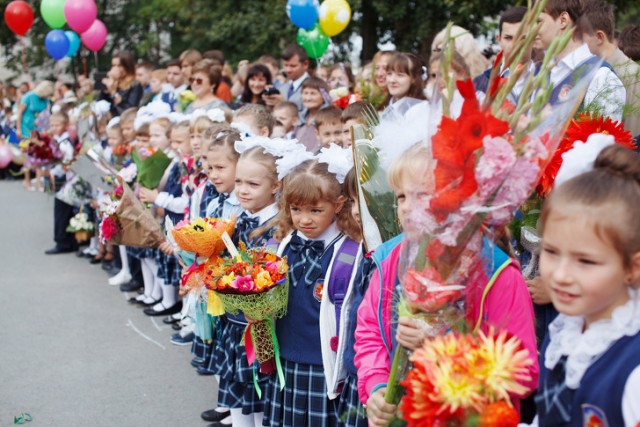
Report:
263,87,280,96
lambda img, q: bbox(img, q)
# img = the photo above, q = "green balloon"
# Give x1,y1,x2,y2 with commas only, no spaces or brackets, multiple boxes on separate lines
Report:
41,0,67,29
297,23,330,59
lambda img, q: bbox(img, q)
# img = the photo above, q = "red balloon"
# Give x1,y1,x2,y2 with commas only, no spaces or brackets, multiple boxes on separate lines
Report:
4,0,34,36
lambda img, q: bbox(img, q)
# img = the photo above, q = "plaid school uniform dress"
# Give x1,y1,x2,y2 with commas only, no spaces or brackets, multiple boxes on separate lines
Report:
337,375,367,427
216,205,279,413
199,192,244,373
189,181,218,362
155,163,185,287
263,227,344,427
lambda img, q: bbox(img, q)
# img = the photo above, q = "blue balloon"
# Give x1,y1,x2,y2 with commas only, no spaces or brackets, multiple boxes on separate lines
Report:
45,29,69,60
65,30,81,58
286,0,319,30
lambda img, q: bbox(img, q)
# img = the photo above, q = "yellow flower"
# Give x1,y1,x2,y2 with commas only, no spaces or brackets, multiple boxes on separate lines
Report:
219,273,235,289
179,90,196,103
254,270,273,290
474,328,533,402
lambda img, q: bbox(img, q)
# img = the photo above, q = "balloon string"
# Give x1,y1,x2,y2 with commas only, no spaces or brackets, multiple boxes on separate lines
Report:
82,46,87,77
20,37,27,73
93,51,98,71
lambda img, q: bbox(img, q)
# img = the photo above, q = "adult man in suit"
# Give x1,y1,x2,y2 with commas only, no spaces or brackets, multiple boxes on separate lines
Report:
263,44,310,116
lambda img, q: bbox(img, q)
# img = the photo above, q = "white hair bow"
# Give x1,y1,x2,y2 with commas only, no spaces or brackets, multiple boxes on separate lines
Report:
555,133,615,189
234,135,303,158
317,143,353,184
92,100,111,118
106,116,120,131
275,145,315,180
191,108,225,124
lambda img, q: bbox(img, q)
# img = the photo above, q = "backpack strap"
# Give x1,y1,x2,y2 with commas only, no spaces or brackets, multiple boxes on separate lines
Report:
264,237,280,253
472,241,512,333
328,238,360,338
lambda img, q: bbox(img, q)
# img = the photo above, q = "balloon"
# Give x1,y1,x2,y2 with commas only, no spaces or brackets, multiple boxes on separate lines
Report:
318,0,351,37
297,23,330,59
0,144,13,169
286,0,319,30
45,29,70,60
40,0,66,29
4,1,34,36
64,0,97,34
81,19,107,52
65,31,81,57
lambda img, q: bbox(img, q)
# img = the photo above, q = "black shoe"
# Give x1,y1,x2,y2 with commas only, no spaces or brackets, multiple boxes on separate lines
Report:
119,280,143,292
191,358,204,368
201,409,230,423
143,301,182,317
162,315,180,325
196,366,215,376
45,246,74,255
101,260,114,271
171,323,182,331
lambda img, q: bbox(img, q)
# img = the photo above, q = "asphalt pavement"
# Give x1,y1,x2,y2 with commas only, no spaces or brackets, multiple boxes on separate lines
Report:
0,180,217,427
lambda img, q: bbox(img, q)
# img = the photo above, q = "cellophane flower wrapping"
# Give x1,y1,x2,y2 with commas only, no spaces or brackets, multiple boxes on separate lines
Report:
131,148,172,189
400,328,532,427
102,177,165,247
170,217,236,259
206,248,289,377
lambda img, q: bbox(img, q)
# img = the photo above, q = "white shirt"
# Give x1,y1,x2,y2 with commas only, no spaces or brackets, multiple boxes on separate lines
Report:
50,132,75,178
244,203,279,226
298,221,341,249
550,44,626,121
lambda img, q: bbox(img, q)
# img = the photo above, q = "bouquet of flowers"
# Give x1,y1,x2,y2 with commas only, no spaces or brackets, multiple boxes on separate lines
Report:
111,142,133,167
131,147,172,189
20,131,61,166
66,212,95,242
383,2,587,405
400,328,533,427
98,177,165,247
55,175,93,207
206,246,289,380
170,217,236,293
178,90,196,112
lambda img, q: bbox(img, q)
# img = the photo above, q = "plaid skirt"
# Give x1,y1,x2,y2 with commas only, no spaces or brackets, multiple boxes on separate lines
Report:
127,246,157,259
191,336,209,361
216,319,267,413
202,318,225,374
337,375,368,427
155,250,181,286
263,359,338,427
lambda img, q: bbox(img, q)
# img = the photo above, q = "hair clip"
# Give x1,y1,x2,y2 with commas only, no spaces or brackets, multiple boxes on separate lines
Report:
421,66,428,82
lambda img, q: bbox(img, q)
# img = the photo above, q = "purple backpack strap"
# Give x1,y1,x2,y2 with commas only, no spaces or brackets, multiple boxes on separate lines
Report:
264,237,280,252
328,238,360,338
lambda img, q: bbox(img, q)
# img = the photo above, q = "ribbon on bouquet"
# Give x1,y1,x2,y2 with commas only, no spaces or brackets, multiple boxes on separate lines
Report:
244,317,285,398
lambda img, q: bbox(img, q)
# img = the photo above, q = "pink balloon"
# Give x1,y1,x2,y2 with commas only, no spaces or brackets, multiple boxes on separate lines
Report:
81,19,107,52
0,144,14,168
64,0,97,34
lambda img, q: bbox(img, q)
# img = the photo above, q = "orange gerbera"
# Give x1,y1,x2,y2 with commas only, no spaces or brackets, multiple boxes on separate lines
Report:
537,112,636,196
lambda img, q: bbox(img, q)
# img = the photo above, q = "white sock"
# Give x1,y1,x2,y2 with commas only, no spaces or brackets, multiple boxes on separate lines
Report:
230,408,255,427
118,246,130,275
160,282,178,308
254,412,264,427
150,273,163,302
89,237,98,251
140,258,155,299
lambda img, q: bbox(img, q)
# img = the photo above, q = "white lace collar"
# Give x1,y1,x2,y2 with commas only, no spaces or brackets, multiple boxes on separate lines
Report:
544,288,640,389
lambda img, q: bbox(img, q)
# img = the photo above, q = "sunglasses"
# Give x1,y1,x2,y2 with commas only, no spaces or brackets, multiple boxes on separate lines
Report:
189,77,206,85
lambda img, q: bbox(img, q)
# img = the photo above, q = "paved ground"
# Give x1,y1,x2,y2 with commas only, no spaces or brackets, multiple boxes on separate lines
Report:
0,181,217,427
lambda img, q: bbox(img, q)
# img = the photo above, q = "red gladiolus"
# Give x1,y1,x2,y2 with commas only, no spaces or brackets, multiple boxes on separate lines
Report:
101,216,120,240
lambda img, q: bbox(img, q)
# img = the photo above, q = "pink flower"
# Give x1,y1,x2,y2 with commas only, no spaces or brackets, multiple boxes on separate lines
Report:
114,185,124,199
232,275,256,292
488,157,540,225
475,136,516,199
101,216,119,241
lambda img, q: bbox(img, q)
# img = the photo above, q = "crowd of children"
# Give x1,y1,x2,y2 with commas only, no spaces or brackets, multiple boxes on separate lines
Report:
1,0,640,425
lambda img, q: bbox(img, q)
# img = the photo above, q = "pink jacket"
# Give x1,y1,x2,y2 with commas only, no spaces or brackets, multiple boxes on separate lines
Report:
354,240,539,406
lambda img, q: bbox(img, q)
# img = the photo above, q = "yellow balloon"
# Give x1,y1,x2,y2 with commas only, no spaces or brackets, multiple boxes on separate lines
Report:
319,0,351,37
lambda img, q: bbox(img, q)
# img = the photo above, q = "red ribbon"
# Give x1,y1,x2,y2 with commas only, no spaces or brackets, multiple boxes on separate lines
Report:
244,322,257,366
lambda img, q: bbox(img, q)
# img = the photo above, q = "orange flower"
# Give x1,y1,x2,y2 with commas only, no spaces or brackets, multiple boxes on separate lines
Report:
479,402,519,427
538,113,636,196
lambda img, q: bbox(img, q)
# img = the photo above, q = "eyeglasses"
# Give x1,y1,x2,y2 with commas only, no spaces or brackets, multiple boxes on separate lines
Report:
189,77,206,85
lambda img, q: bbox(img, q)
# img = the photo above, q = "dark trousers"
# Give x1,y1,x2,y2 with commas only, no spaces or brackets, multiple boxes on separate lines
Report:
54,197,76,250
130,255,143,284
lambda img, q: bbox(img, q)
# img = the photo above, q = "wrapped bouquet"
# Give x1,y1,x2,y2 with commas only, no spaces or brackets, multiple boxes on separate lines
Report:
206,246,289,383
131,147,172,189
20,132,61,166
99,177,165,247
